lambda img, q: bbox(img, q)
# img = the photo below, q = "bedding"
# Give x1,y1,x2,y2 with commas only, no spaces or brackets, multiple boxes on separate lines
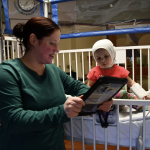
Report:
114,90,150,111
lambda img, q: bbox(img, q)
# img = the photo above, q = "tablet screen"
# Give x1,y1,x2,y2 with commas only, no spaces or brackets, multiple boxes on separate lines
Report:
79,76,128,116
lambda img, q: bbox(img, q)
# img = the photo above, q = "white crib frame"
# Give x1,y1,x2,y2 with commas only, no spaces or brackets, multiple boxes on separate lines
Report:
1,36,150,150
66,100,150,150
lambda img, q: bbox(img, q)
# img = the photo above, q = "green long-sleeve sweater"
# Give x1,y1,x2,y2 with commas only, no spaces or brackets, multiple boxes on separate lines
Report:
0,58,89,150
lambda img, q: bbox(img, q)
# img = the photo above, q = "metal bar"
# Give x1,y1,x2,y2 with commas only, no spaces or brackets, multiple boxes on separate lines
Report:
148,48,150,90
48,0,51,18
58,49,92,53
81,116,85,150
63,53,65,71
69,52,71,76
129,105,132,150
3,39,5,61
0,36,3,63
44,1,48,17
140,49,142,86
132,49,134,81
125,50,127,91
143,106,146,150
16,42,20,58
125,49,127,70
12,41,15,59
0,0,3,63
70,118,74,150
3,39,150,51
105,128,108,150
92,114,96,150
4,36,17,41
88,52,91,71
56,46,150,53
22,45,25,56
75,52,78,80
6,40,9,60
117,104,120,150
82,52,85,83
113,99,150,105
56,53,59,67
115,45,150,50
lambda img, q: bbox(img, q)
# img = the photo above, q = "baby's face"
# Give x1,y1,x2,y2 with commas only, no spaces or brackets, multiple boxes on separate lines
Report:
94,48,112,69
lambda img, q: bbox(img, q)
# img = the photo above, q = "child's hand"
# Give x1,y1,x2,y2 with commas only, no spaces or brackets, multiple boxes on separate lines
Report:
97,99,113,112
143,95,150,100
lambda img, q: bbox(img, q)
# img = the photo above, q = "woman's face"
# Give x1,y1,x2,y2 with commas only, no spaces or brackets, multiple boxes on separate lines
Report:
35,29,61,64
94,48,112,69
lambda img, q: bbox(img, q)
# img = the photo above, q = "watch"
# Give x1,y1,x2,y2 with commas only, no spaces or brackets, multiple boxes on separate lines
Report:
18,0,35,12
14,0,38,15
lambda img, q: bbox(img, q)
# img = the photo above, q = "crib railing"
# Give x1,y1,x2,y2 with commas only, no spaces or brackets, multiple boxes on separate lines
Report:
114,99,148,150
55,46,150,90
1,36,22,62
67,99,150,150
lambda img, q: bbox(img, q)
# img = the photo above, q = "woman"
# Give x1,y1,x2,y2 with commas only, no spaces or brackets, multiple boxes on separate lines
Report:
0,17,113,150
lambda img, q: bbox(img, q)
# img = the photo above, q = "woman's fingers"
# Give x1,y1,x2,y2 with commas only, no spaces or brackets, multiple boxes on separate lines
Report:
98,99,113,112
64,97,85,118
73,98,85,107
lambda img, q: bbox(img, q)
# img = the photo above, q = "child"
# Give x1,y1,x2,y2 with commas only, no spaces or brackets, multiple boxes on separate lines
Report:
87,39,150,110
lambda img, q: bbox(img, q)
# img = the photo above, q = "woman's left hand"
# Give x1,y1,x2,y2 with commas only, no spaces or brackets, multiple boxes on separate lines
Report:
97,99,113,112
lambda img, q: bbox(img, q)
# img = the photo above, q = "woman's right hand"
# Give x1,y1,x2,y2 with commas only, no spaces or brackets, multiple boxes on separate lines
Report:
64,97,85,118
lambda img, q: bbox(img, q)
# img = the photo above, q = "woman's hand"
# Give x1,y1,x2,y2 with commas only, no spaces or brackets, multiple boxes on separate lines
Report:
97,99,113,112
64,96,85,118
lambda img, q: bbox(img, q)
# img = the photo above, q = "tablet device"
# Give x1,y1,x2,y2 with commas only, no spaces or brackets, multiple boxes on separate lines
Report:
78,76,128,116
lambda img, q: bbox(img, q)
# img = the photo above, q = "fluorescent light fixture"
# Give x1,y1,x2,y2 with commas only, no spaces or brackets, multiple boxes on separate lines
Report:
115,24,150,29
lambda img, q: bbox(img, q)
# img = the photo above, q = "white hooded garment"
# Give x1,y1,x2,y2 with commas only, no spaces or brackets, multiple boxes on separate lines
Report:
92,39,116,68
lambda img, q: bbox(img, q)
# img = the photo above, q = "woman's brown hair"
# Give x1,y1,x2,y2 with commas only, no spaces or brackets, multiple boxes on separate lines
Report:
13,16,60,54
